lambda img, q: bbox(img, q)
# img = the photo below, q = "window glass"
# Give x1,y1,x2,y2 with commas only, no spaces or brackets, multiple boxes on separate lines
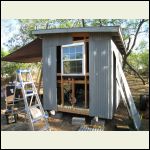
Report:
62,43,84,75
63,54,70,60
76,53,82,59
63,47,69,54
70,53,76,59
63,60,82,74
76,45,82,53
69,46,75,54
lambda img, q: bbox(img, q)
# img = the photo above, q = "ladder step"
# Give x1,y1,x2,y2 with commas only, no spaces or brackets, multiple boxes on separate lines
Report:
26,93,37,97
32,115,45,123
14,98,24,102
23,82,33,85
26,93,34,97
17,69,30,73
29,104,40,109
15,98,24,100
26,90,34,93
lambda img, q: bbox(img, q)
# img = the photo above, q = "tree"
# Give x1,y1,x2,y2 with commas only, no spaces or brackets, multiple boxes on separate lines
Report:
127,46,149,76
81,19,86,27
1,48,40,79
3,19,149,84
90,19,149,84
122,19,149,84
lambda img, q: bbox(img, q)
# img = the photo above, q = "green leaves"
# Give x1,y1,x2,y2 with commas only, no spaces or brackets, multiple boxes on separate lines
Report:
127,48,149,75
2,19,149,79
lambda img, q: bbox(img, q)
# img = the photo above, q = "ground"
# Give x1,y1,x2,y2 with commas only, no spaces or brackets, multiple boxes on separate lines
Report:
1,73,149,131
1,100,149,131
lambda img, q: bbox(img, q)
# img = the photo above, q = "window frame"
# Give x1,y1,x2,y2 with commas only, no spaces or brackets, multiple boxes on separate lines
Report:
61,42,85,76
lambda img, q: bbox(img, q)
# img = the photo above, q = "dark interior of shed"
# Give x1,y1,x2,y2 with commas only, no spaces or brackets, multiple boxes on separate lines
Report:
56,34,89,109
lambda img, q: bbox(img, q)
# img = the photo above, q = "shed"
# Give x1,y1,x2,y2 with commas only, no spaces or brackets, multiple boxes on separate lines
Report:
2,26,126,119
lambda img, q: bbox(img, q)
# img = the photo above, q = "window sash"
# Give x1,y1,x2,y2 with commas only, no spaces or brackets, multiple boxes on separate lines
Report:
61,42,85,75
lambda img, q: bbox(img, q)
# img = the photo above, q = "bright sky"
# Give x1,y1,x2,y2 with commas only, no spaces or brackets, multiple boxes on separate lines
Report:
1,19,20,51
1,19,149,52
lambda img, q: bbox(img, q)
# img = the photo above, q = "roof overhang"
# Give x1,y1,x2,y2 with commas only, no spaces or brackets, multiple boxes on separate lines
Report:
2,27,126,63
32,26,126,54
1,38,42,63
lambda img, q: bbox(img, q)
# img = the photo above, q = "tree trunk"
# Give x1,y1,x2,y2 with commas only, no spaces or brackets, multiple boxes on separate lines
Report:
81,19,85,27
126,61,146,85
123,54,127,69
99,19,103,26
122,19,148,84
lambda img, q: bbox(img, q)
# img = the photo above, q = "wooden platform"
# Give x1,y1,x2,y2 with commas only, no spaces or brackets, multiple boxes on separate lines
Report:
57,105,89,116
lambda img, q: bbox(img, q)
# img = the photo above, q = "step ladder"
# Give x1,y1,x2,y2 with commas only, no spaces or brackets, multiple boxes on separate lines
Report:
13,69,50,131
113,49,141,130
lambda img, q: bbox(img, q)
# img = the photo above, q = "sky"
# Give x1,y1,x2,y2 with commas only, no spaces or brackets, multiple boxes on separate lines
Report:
1,19,20,51
1,19,149,52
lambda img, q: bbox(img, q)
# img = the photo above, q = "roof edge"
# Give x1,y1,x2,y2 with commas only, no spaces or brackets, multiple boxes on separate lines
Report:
32,26,120,35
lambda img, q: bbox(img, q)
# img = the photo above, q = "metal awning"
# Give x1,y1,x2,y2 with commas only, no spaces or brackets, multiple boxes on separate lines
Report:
1,38,42,63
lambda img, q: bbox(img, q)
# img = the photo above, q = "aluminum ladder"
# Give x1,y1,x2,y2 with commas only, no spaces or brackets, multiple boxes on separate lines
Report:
14,69,50,131
113,49,141,130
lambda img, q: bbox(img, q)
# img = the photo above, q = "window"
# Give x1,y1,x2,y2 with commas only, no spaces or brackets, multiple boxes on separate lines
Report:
61,42,85,75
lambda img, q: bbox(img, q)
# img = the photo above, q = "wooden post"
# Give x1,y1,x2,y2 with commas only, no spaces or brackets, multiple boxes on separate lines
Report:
37,60,43,95
61,76,64,106
37,68,42,95
72,78,75,98
36,68,40,83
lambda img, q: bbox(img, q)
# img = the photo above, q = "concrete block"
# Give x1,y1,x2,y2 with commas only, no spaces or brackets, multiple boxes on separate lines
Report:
72,117,85,126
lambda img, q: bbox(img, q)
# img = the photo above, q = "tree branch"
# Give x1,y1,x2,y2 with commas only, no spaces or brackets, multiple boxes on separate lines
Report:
126,36,131,51
81,19,85,27
126,19,148,55
126,61,146,85
99,19,103,26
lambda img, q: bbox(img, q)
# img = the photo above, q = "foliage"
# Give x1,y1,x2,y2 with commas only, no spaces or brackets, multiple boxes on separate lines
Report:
127,48,149,75
1,48,40,78
2,19,149,83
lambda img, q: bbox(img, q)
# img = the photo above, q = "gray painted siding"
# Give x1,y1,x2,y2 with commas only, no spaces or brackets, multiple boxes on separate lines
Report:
42,34,72,110
89,33,113,119
43,43,56,110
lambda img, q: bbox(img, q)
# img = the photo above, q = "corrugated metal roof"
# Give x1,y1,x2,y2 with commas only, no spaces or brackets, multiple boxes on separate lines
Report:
32,26,120,34
2,38,42,63
32,26,126,54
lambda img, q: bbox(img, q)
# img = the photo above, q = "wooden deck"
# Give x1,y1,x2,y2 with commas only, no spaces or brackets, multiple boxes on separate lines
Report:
57,105,89,116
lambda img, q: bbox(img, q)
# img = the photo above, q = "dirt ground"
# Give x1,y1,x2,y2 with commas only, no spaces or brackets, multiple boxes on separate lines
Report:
1,99,149,131
1,72,149,131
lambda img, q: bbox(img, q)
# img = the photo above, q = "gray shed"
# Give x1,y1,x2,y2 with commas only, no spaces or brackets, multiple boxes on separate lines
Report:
2,26,126,120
